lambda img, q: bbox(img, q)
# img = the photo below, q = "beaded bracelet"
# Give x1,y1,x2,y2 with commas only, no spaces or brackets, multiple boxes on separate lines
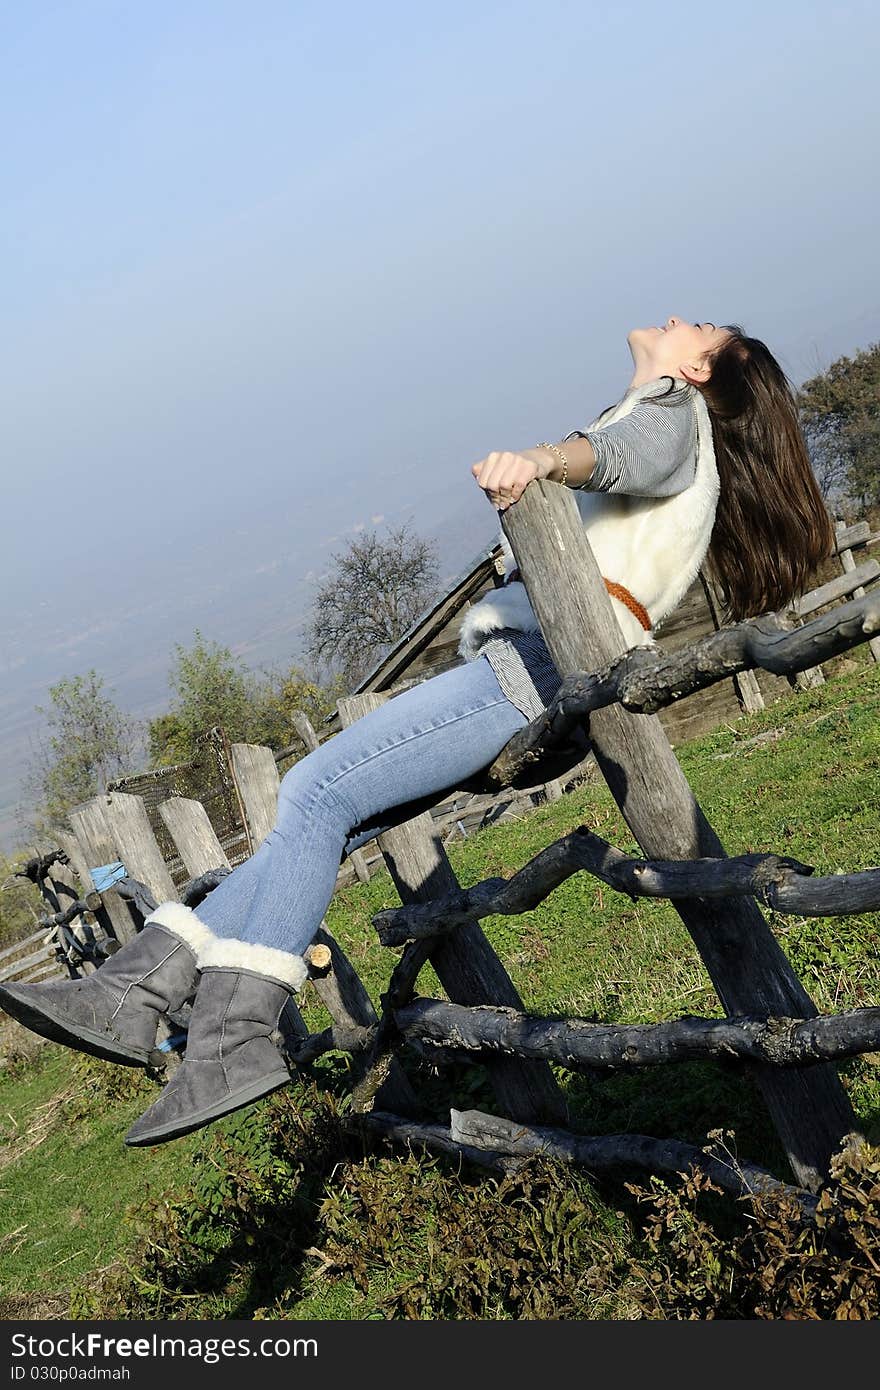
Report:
537,441,569,486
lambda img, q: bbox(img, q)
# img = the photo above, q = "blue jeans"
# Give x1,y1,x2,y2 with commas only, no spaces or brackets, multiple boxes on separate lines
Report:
194,655,532,955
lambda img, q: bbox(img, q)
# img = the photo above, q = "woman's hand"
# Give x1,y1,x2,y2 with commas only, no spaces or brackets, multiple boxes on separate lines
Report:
470,448,552,511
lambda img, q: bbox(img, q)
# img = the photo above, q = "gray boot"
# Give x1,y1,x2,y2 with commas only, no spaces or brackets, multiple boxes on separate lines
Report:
125,941,307,1147
0,904,215,1068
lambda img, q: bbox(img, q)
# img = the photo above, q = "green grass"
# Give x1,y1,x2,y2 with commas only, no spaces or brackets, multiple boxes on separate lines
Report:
2,653,879,1317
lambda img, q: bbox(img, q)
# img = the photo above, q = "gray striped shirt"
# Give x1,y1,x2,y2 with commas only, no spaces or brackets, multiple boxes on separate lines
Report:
566,382,697,497
477,384,698,721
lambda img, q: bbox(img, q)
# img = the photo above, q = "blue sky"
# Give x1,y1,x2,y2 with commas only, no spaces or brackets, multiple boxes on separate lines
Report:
1,0,878,843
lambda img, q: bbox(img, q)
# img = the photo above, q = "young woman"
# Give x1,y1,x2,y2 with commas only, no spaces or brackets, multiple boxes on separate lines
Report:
0,316,834,1146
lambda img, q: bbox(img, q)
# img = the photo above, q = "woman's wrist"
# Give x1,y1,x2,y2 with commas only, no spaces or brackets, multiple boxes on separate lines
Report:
536,442,570,485
520,446,561,482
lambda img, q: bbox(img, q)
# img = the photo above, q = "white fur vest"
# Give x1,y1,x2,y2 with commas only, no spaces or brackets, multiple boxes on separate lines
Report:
457,377,720,659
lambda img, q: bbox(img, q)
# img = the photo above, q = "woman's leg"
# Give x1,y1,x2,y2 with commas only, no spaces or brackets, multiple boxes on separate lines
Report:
193,655,530,956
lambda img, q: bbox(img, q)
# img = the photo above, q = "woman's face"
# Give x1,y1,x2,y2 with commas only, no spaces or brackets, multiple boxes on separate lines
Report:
628,316,732,384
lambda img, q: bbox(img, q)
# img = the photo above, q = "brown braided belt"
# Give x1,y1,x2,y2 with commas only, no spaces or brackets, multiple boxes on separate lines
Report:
506,569,652,633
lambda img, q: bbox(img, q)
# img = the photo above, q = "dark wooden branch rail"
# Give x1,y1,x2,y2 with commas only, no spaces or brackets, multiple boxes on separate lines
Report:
481,589,880,790
394,998,880,1071
353,1110,820,1209
372,829,880,945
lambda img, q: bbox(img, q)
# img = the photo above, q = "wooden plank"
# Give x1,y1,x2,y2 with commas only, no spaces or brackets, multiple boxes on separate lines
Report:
0,945,55,982
159,798,231,877
503,479,858,1190
338,693,567,1125
68,799,139,944
291,711,320,753
229,743,280,848
0,929,48,965
836,522,880,663
793,559,879,617
832,520,870,554
102,792,178,905
20,960,64,984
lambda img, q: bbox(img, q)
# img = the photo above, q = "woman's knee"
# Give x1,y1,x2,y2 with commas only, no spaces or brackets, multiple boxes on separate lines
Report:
276,750,352,833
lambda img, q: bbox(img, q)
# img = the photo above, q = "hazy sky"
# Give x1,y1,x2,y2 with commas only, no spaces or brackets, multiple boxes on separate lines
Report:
1,1,879,840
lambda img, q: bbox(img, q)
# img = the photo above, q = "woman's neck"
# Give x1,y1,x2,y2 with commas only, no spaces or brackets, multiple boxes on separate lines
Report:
627,369,688,390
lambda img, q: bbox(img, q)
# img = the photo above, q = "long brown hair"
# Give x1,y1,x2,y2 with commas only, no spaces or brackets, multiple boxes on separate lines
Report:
695,326,835,621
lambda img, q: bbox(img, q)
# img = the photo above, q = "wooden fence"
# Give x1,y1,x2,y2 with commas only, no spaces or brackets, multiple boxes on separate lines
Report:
7,501,880,1202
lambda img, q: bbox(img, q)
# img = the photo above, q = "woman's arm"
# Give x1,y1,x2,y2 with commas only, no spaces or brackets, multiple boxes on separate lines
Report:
471,438,596,510
471,394,695,509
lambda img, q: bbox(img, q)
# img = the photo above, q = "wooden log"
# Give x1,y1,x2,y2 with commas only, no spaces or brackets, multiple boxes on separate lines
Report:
287,1023,375,1066
229,743,280,848
449,1110,819,1208
159,797,231,877
503,480,858,1189
483,590,880,790
836,520,880,662
304,924,418,1114
396,998,880,1071
100,792,178,905
793,559,879,617
68,800,139,944
347,849,371,885
776,606,826,689
347,1111,515,1173
338,693,567,1125
373,831,880,944
304,942,332,972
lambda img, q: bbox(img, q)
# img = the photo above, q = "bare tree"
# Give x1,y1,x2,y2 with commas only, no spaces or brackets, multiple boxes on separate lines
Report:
306,522,441,686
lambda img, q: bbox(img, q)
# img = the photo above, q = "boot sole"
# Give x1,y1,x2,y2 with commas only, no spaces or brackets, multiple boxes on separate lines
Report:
124,1068,291,1146
0,984,153,1068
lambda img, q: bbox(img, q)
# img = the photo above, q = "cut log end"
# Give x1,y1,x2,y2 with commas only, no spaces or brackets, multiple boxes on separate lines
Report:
305,943,333,974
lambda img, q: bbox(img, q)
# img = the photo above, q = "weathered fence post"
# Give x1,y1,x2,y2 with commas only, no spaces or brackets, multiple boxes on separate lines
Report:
503,480,859,1188
67,800,140,944
338,693,567,1125
99,793,178,905
158,798,231,877
229,743,280,848
698,571,765,713
836,520,880,663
